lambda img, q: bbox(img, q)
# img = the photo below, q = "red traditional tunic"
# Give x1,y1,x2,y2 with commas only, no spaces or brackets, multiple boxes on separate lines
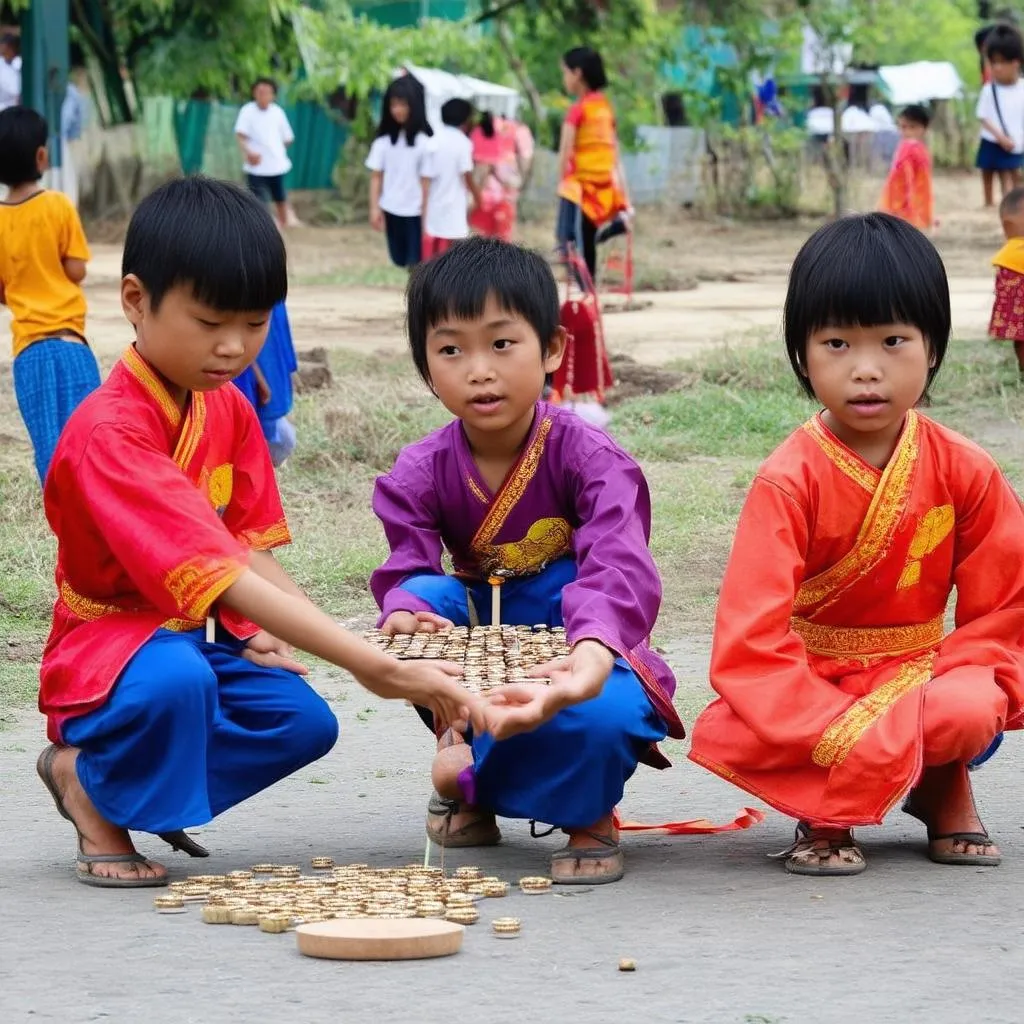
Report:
878,138,933,231
690,411,1024,827
989,239,1024,342
40,345,291,742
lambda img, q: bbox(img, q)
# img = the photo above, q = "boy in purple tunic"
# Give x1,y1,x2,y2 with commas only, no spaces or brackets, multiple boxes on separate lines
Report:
371,237,685,884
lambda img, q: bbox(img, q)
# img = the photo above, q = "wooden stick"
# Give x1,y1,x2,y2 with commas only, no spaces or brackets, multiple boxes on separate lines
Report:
205,616,216,643
488,576,502,626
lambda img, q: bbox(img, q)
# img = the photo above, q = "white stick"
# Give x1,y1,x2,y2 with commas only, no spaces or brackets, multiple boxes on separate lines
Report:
205,616,216,643
491,582,501,626
423,833,431,869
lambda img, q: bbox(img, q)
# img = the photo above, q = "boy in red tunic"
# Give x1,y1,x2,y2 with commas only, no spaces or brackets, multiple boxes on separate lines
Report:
36,177,486,888
989,185,1024,375
878,104,934,232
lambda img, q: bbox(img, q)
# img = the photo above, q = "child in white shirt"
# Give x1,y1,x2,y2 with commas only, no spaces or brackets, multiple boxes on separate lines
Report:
976,25,1024,207
365,76,433,270
422,99,483,260
234,78,295,229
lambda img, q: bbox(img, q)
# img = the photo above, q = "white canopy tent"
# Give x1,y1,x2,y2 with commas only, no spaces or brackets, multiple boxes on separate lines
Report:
398,63,521,129
878,61,964,106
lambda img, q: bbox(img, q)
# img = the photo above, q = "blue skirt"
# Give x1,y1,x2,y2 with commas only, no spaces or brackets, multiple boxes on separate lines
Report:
13,337,101,484
399,561,668,828
976,138,1024,171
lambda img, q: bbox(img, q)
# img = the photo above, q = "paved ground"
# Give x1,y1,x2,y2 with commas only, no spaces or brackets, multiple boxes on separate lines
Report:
3,655,1022,1024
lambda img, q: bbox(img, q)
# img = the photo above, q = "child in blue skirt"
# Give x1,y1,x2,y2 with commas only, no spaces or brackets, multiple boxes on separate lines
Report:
976,25,1024,207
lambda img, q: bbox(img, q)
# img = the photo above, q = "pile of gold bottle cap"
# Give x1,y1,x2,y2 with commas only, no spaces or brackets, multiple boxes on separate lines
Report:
153,859,547,936
363,625,569,694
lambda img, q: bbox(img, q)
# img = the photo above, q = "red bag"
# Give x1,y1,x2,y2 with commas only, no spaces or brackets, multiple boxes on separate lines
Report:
550,247,614,403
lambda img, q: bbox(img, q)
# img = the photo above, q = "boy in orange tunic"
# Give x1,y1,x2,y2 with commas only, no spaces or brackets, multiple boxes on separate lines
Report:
690,214,1024,875
878,104,934,232
989,185,1024,375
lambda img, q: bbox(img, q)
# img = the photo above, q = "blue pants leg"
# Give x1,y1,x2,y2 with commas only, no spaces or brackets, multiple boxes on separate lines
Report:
398,564,667,824
62,630,339,832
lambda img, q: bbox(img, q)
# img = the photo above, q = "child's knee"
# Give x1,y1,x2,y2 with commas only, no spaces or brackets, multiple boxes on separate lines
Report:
285,687,339,759
398,574,469,622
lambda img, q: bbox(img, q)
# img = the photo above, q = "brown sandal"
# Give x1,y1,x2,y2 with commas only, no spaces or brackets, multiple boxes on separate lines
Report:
425,793,501,848
771,822,867,877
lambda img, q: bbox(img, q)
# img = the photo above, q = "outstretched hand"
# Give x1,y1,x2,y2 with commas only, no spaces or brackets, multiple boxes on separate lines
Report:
243,630,308,675
373,658,486,736
380,610,455,636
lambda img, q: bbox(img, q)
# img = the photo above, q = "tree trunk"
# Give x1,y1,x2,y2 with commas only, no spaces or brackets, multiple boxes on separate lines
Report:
495,18,545,127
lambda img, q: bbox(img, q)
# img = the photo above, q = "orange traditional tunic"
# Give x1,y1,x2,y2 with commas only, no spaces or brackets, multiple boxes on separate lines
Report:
990,239,1024,342
40,345,291,742
690,411,1024,827
878,139,934,231
558,91,627,227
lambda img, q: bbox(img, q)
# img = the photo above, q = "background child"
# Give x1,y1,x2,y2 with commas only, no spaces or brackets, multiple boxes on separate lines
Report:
878,104,934,232
975,24,1024,207
370,237,686,885
234,300,298,466
421,98,481,261
690,214,1024,876
989,185,1024,375
234,77,295,230
0,105,100,484
36,177,486,889
469,111,534,242
366,76,433,271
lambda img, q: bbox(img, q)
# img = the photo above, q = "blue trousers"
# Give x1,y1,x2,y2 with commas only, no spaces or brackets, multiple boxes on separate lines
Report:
13,338,101,483
401,562,667,828
62,629,339,833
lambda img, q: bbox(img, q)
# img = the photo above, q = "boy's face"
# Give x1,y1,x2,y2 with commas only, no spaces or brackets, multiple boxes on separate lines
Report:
253,83,275,109
898,116,926,141
121,279,271,406
990,56,1022,85
1001,208,1024,240
424,293,565,441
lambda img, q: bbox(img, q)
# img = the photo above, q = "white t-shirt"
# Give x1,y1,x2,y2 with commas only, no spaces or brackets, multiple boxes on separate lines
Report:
0,57,21,111
869,103,896,131
977,81,1024,153
234,101,294,177
365,132,432,217
805,106,834,136
423,126,474,239
841,106,877,134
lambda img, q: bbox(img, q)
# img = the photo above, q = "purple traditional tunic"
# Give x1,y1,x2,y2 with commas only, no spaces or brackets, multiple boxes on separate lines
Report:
370,402,685,740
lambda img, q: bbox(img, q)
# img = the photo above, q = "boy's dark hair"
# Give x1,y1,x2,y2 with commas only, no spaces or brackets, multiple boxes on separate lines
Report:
784,213,950,399
441,98,472,129
0,106,48,187
251,77,278,95
900,103,931,128
563,46,608,91
0,32,19,54
406,237,559,385
986,23,1024,63
1000,185,1024,216
377,76,433,145
479,110,496,138
122,176,287,313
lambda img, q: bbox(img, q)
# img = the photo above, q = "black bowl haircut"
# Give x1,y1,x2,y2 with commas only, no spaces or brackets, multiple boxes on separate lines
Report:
563,46,608,91
986,24,1024,63
784,213,950,399
122,176,288,313
0,106,48,187
406,237,560,385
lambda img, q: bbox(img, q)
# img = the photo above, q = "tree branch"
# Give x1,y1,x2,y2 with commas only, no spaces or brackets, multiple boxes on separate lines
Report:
475,0,530,24
495,18,545,126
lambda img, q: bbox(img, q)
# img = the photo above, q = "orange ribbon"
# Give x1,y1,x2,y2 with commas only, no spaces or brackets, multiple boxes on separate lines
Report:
612,806,766,836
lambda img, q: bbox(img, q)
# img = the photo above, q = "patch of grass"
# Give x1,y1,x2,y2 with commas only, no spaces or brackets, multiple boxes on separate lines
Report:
0,662,39,728
295,266,410,289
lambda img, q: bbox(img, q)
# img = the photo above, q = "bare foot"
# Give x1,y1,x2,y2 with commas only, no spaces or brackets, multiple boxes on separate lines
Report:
906,763,1000,862
49,747,167,883
551,813,623,883
426,731,499,846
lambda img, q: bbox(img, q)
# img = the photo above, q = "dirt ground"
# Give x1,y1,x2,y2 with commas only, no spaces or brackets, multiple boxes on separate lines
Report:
0,170,1006,371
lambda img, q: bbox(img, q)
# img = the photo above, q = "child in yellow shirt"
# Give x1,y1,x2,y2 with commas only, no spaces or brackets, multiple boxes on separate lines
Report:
0,106,100,482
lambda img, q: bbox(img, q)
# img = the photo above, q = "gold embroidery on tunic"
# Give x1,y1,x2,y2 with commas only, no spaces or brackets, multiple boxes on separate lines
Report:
476,517,573,575
172,392,207,472
795,411,919,615
811,654,934,767
466,476,490,506
897,504,954,591
792,614,943,662
201,463,234,512
122,345,181,428
164,555,246,621
803,417,878,495
59,580,203,632
237,521,292,551
471,416,554,554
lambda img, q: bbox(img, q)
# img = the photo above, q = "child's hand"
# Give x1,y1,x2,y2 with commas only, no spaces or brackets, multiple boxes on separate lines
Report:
370,206,384,232
256,377,272,406
373,659,485,734
1000,133,1016,152
246,150,262,167
243,630,308,675
380,610,455,636
483,640,616,740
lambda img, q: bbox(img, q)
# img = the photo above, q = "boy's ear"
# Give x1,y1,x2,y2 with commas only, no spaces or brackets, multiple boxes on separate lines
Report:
544,327,568,374
121,274,148,327
35,145,49,176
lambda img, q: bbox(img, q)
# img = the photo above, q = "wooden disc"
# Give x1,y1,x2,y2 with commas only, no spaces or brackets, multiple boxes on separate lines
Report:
295,919,464,961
